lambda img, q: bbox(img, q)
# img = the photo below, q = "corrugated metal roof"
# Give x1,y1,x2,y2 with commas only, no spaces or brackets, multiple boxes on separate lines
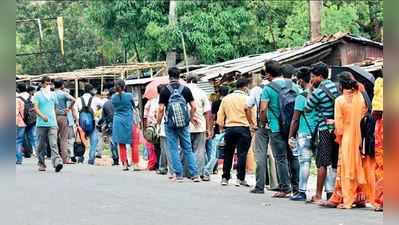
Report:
192,33,382,81
197,80,215,95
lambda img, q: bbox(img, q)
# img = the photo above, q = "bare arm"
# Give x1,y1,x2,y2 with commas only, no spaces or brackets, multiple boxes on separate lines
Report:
259,101,269,125
205,110,213,139
189,100,198,126
216,100,225,132
157,104,165,126
288,110,301,140
244,106,256,129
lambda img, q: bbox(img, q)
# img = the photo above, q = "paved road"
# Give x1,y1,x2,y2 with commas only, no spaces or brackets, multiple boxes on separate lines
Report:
16,159,382,225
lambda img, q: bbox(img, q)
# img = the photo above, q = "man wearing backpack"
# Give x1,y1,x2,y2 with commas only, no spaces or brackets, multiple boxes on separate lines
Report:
287,67,319,201
260,60,300,198
33,76,63,172
16,84,38,164
157,67,200,183
76,84,104,165
305,62,340,203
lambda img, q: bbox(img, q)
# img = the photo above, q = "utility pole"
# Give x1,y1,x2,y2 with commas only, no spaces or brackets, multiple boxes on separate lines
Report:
309,0,322,42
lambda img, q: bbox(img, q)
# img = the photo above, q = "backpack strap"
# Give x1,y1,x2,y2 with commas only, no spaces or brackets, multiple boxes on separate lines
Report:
80,97,86,110
267,81,282,94
319,84,336,101
166,84,174,94
87,96,94,110
177,84,184,94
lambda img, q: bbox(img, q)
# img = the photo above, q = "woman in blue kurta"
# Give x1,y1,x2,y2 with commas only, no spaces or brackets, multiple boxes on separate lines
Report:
112,80,135,170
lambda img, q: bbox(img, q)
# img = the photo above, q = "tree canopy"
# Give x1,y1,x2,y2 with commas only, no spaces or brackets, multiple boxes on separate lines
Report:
16,0,383,75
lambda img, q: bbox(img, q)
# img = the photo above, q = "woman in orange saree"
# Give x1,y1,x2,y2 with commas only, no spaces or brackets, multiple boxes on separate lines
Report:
321,72,374,209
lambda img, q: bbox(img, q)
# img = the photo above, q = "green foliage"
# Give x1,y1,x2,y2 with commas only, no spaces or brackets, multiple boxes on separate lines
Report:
16,0,383,75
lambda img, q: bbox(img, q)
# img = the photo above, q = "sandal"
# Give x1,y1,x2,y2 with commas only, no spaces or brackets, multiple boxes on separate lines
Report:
319,200,338,208
306,195,322,204
374,206,383,212
272,192,290,198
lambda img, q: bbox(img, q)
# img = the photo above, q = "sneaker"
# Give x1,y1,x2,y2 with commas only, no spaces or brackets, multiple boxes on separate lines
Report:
236,179,250,187
221,178,229,186
38,164,46,172
174,176,184,183
289,192,307,201
191,176,201,183
250,188,265,194
88,160,95,165
202,175,210,182
55,164,63,173
71,157,77,163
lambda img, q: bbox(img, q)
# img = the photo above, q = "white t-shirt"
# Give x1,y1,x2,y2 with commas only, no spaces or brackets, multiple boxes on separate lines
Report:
187,83,211,133
76,93,104,113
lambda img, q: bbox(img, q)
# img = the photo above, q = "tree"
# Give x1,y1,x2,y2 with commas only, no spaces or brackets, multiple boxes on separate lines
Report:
309,0,322,41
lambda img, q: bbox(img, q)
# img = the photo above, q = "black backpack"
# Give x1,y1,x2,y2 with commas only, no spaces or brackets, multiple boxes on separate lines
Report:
268,80,297,137
18,96,36,126
360,91,375,156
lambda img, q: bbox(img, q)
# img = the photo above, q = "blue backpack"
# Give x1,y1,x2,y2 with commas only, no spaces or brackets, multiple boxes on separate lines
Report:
268,80,297,137
79,96,95,134
166,84,190,129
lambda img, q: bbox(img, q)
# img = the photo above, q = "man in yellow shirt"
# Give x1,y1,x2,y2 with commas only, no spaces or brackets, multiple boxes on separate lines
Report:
217,78,255,186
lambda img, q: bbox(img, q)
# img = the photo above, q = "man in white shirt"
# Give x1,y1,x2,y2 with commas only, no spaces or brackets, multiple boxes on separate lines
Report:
76,84,104,165
185,74,212,181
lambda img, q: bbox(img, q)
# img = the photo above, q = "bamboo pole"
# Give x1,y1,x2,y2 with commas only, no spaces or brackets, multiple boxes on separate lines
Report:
74,78,78,98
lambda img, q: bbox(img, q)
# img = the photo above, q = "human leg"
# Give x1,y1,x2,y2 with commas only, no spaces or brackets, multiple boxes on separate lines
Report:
269,132,291,194
253,128,269,191
236,127,251,181
56,116,69,163
222,128,237,181
191,132,206,177
178,127,198,177
48,127,63,170
166,126,183,177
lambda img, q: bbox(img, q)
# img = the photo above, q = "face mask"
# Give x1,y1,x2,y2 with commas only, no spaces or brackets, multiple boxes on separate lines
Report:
44,86,51,92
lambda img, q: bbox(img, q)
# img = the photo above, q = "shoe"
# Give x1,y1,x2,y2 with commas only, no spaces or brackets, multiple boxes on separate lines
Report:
157,169,168,175
250,188,265,194
326,192,333,200
88,160,95,165
71,157,77,163
202,175,210,181
112,159,119,166
173,176,184,183
55,164,63,173
236,179,250,187
16,161,22,165
191,176,201,183
95,155,102,159
38,164,46,172
290,192,307,201
221,178,229,186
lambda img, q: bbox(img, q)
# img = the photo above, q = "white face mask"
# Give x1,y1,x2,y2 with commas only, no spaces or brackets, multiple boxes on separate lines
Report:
44,86,51,92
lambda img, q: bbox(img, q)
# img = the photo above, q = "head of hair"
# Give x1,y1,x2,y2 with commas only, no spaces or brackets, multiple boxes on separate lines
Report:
186,74,199,83
218,86,230,97
157,84,165,94
338,72,359,91
27,86,36,93
17,83,27,93
108,87,115,97
296,67,311,83
53,79,64,89
115,79,125,90
168,67,180,80
85,83,94,93
41,76,51,84
264,60,281,78
281,64,296,79
310,62,329,79
236,78,249,89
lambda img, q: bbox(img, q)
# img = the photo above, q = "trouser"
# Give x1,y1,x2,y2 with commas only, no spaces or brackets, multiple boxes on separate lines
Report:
159,137,174,174
288,144,300,193
37,127,63,168
204,136,219,176
222,127,251,181
165,126,198,178
25,125,37,152
254,128,270,190
96,134,104,157
67,126,75,157
118,143,139,165
87,130,99,164
109,137,118,161
183,132,206,176
16,127,25,163
297,135,313,193
269,132,298,193
56,115,69,163
146,142,158,170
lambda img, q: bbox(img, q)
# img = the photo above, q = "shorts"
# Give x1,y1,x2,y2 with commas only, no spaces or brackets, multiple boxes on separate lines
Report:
316,130,338,168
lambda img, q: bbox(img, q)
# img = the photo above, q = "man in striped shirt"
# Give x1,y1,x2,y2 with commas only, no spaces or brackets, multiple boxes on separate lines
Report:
305,62,340,203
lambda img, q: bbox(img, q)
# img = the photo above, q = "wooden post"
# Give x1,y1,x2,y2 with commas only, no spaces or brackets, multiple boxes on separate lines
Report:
74,78,78,98
181,32,190,74
100,74,104,93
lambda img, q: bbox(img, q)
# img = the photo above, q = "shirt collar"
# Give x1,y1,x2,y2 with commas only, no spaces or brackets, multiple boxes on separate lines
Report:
234,90,248,95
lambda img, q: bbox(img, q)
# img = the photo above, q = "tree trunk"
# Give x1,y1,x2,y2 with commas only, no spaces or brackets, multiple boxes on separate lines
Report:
166,0,177,68
309,0,322,42
368,0,382,41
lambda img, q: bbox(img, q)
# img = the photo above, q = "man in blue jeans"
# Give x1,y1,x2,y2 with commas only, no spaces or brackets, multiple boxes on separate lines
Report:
260,60,300,197
157,67,200,183
76,84,104,165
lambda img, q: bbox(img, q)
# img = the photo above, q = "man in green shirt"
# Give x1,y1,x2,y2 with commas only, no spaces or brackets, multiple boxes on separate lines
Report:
288,67,318,201
260,61,300,197
33,76,63,172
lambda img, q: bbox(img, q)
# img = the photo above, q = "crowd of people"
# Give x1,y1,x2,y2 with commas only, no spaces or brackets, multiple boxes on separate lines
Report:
16,61,383,211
